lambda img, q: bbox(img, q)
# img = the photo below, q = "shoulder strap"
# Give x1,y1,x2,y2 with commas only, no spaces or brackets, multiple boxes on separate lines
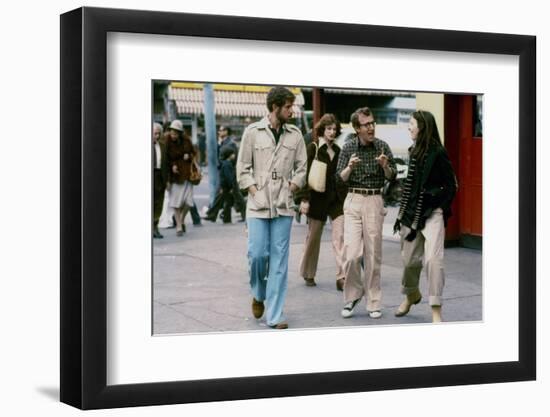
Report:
312,141,319,160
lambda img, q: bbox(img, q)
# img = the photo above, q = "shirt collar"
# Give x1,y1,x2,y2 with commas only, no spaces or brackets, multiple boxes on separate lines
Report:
318,137,336,149
354,135,377,148
258,116,290,132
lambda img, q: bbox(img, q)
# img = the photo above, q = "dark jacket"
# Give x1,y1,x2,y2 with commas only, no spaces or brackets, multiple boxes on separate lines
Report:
220,159,237,190
219,147,237,190
218,137,238,160
295,140,348,222
166,136,196,184
416,144,457,230
153,141,169,188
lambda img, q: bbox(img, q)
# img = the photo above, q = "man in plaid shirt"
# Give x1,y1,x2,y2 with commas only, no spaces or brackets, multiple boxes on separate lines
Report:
336,107,396,319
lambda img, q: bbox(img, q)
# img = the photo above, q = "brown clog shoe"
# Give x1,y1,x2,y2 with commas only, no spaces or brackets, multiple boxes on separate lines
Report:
251,298,264,319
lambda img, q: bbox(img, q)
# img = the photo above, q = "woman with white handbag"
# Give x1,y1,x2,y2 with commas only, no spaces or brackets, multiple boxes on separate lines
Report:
296,114,348,290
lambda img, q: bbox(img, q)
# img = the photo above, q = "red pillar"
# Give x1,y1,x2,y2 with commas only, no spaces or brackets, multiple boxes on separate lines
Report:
312,88,325,140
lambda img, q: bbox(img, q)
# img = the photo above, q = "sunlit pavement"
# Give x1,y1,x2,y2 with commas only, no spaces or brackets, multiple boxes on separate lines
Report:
153,191,482,334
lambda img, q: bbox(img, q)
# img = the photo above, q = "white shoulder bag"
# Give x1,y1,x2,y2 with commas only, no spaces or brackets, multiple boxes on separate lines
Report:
307,142,327,192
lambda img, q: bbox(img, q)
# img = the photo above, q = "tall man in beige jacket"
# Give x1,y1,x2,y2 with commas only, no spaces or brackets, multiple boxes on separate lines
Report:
236,87,307,329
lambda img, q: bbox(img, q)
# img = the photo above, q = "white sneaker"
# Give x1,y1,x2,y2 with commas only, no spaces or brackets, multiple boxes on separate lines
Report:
341,299,360,318
368,310,382,319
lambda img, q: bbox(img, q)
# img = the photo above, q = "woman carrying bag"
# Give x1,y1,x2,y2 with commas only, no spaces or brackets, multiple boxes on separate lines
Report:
165,120,196,237
296,114,348,290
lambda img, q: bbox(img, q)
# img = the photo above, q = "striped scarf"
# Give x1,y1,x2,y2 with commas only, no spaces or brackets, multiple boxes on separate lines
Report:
397,157,424,230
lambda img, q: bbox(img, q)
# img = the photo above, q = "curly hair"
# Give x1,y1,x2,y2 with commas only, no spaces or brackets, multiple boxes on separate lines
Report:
266,86,295,112
314,113,341,140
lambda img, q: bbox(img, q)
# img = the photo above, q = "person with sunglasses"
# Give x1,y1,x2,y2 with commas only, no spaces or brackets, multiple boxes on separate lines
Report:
335,107,397,319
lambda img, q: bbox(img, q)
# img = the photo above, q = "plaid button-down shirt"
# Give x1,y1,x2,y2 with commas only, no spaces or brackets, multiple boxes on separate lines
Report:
336,135,396,189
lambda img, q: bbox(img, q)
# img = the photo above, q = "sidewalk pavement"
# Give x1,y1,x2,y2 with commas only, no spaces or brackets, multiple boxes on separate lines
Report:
153,206,482,334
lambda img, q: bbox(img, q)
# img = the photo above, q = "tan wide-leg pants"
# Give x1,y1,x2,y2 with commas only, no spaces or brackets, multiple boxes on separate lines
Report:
342,194,386,312
299,215,345,281
400,208,445,306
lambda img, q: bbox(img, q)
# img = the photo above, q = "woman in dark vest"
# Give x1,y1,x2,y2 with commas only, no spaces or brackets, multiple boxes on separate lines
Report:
296,114,348,290
393,110,457,322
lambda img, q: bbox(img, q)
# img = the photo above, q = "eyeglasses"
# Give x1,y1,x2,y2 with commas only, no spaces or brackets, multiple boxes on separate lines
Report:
359,122,376,128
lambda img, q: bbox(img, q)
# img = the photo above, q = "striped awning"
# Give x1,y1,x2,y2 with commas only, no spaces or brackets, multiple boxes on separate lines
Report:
301,87,416,97
169,83,305,118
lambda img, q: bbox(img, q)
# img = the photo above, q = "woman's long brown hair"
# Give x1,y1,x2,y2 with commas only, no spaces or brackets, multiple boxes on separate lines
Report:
410,110,443,161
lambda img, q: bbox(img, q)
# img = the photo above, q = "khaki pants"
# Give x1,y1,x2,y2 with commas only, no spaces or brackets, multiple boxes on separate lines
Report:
300,215,345,281
342,194,386,312
400,208,445,306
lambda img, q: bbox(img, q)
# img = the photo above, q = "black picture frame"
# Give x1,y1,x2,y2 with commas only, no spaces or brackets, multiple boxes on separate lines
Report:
60,6,536,410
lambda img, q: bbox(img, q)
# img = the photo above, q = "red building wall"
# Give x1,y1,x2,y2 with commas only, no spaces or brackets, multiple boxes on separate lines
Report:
445,95,483,247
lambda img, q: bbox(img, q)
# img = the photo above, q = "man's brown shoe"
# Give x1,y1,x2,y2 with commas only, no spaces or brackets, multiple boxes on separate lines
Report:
395,292,422,317
269,322,288,329
252,298,264,319
336,278,345,291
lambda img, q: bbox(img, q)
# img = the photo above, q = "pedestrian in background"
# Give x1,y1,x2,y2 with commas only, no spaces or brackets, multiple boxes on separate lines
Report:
166,120,196,237
204,125,245,222
296,114,347,290
217,125,238,158
393,110,457,323
237,86,307,329
336,107,397,319
197,125,207,166
204,145,243,224
218,146,240,223
153,122,168,238
217,126,245,216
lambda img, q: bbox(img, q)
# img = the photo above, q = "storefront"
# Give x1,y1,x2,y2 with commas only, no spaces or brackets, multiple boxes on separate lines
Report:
444,94,483,249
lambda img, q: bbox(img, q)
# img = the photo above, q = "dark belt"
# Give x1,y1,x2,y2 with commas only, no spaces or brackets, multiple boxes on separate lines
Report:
349,187,382,195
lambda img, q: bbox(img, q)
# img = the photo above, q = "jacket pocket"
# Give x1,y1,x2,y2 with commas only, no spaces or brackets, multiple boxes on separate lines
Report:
249,188,269,211
254,141,274,170
280,141,297,173
423,186,445,206
273,180,289,210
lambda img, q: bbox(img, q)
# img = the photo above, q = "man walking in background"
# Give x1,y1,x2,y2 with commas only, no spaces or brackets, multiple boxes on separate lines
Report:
153,122,168,238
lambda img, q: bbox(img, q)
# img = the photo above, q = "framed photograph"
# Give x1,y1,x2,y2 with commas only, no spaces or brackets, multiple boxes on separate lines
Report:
60,6,536,410
150,80,483,336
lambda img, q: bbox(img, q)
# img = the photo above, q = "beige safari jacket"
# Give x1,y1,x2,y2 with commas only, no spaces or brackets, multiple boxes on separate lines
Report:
237,117,307,219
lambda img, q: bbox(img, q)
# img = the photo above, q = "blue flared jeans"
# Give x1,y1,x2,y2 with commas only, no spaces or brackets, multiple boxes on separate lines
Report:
247,216,293,326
